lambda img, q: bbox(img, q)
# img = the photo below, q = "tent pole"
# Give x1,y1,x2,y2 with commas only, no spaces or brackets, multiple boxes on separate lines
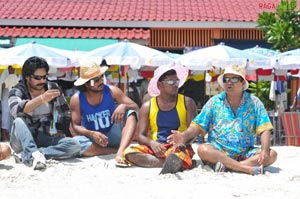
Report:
256,69,258,96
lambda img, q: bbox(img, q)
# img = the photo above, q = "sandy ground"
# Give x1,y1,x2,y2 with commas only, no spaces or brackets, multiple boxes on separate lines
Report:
1,143,300,199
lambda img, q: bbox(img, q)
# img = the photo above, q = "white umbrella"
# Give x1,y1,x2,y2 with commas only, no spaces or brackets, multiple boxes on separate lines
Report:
0,41,75,68
175,43,270,70
243,45,280,57
80,40,174,70
274,49,300,70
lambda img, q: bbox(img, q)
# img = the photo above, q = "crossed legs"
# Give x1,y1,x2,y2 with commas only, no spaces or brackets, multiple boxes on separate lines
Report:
198,144,277,175
82,114,137,159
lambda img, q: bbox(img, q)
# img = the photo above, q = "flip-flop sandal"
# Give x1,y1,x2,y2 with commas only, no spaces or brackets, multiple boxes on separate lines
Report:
253,165,264,175
214,161,227,172
115,156,132,168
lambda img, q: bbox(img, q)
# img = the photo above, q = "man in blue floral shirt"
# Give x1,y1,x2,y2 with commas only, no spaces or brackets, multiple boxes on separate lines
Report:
168,64,277,175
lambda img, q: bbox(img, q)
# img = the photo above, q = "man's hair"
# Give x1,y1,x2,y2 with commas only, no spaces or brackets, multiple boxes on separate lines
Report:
75,84,87,92
158,69,176,82
22,56,49,81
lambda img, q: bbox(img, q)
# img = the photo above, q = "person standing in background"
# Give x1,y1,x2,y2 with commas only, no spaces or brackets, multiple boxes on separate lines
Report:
1,65,19,142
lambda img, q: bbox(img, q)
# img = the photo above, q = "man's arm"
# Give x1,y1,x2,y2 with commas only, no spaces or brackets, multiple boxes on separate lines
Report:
8,85,58,117
184,96,197,125
258,130,272,165
168,123,203,146
136,101,151,145
110,85,139,123
69,93,91,137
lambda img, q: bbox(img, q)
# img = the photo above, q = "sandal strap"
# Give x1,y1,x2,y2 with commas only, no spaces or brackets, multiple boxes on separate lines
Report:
253,165,264,175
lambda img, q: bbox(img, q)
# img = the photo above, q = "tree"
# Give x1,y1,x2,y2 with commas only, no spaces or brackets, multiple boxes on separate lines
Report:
256,0,300,52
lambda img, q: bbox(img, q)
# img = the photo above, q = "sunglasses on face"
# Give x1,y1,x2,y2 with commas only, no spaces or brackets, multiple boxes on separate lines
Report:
89,75,103,86
30,74,48,80
163,79,180,86
223,76,243,83
91,75,103,82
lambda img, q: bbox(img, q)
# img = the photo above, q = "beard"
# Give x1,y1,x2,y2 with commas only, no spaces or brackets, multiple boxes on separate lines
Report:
88,83,104,93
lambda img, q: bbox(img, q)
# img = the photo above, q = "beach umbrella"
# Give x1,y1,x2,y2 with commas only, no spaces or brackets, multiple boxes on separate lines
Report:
165,51,181,59
175,43,270,70
0,41,76,68
243,46,279,81
243,45,279,57
274,49,300,70
80,40,174,70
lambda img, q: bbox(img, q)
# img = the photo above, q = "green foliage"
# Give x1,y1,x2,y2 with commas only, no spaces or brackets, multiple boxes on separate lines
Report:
65,96,71,104
256,0,300,52
248,81,274,110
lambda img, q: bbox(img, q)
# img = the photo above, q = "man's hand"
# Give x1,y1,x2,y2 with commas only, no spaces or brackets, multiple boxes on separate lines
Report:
111,104,127,123
258,149,270,165
167,130,185,146
149,141,166,158
41,89,61,103
91,131,109,147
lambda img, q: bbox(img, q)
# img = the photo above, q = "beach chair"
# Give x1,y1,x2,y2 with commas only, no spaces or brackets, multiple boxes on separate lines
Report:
280,112,300,146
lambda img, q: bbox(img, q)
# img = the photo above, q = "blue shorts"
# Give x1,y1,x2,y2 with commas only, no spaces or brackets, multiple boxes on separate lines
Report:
74,110,136,156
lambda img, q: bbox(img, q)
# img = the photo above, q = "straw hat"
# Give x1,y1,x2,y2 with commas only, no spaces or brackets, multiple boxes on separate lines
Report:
74,62,108,86
217,64,249,90
148,65,189,96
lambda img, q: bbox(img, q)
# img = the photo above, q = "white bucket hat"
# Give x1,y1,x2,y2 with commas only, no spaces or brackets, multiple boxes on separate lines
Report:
217,64,249,90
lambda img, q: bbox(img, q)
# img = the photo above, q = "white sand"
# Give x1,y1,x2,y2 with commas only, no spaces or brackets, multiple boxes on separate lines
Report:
1,144,300,199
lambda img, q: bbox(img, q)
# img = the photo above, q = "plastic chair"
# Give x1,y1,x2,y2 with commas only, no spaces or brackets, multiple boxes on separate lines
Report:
280,112,300,146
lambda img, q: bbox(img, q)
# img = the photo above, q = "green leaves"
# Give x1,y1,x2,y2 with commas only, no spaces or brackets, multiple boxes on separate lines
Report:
248,81,274,110
256,0,300,52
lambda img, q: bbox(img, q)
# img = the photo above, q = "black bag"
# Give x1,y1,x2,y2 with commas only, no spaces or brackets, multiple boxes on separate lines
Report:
55,116,72,137
48,81,73,137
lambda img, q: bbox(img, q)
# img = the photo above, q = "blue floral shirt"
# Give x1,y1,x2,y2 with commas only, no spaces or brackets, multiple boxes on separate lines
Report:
192,91,273,156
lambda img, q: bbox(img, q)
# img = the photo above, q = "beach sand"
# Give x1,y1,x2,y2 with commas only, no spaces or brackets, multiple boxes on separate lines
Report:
1,144,300,199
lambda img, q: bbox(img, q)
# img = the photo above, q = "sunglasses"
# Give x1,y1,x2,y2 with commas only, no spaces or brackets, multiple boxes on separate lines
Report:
163,79,180,86
89,75,103,86
31,74,48,80
223,76,243,83
91,75,103,82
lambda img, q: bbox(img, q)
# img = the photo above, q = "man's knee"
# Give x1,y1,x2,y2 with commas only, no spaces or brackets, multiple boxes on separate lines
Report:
268,149,278,165
197,144,210,155
197,144,217,161
13,117,25,126
0,144,11,160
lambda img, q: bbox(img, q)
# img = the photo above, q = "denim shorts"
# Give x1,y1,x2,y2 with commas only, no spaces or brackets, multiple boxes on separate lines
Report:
74,110,136,156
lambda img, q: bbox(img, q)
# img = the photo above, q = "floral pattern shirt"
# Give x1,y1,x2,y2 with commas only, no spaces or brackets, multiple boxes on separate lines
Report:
192,91,273,156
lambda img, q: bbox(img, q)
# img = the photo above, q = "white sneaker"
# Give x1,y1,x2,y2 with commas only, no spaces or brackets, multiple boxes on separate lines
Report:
32,151,47,170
